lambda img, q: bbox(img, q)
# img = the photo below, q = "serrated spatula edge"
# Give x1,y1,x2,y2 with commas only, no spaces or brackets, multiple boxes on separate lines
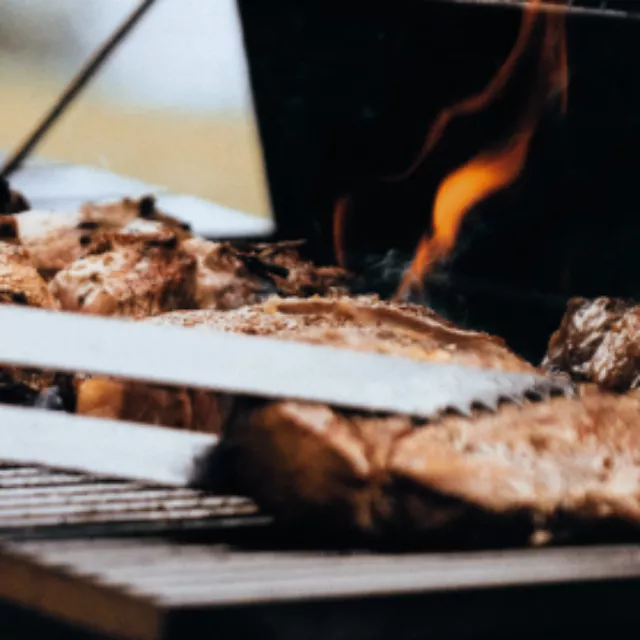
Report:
0,305,573,419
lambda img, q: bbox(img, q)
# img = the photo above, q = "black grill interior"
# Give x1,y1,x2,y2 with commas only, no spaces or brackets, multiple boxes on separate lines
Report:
239,0,640,362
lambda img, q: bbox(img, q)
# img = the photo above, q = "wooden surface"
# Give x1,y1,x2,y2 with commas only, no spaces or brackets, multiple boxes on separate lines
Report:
0,70,270,219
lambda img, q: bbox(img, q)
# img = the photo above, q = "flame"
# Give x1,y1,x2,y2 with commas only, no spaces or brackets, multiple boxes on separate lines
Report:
333,195,351,268
394,1,568,299
395,128,534,299
332,1,568,285
386,3,540,184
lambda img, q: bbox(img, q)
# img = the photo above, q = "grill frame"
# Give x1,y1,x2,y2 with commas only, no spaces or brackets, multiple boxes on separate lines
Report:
3,535,640,640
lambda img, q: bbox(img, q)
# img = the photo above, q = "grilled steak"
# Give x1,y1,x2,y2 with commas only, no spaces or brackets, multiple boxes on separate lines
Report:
74,296,532,431
543,297,640,391
49,229,197,318
213,387,640,544
15,195,189,279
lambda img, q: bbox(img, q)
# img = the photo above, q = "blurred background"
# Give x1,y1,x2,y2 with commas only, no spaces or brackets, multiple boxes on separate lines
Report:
0,0,270,218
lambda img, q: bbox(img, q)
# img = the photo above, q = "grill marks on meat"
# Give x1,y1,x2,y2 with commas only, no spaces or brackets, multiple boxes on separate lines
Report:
216,388,640,543
74,296,532,431
543,297,640,391
49,230,197,318
14,195,190,280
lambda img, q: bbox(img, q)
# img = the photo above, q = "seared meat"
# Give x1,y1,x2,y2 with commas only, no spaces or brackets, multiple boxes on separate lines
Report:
230,240,351,298
181,237,273,310
181,239,351,310
75,296,532,431
543,297,640,391
75,377,231,433
15,195,189,279
0,178,29,214
0,239,57,310
0,237,59,398
153,296,532,372
216,387,640,544
49,229,197,318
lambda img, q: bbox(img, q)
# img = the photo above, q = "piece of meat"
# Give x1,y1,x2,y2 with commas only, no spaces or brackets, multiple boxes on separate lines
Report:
181,237,274,310
181,239,351,310
152,296,533,372
230,240,351,298
213,387,640,544
75,296,533,432
49,229,197,318
543,297,640,391
15,195,190,279
0,237,60,399
0,238,57,310
74,377,231,434
0,178,30,214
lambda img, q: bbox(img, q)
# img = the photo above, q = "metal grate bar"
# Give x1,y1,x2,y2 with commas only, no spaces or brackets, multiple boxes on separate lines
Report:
447,0,640,18
0,462,263,538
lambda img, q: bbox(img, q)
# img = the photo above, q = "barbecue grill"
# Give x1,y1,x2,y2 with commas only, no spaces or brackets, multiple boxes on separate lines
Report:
3,459,640,640
2,1,640,638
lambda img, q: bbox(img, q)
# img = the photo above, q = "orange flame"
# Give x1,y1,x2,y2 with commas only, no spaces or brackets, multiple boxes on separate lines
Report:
333,194,351,268
332,1,568,284
395,128,534,298
394,1,568,299
386,2,540,184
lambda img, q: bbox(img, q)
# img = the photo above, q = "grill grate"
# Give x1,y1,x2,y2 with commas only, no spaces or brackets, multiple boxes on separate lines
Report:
0,462,266,539
2,463,640,639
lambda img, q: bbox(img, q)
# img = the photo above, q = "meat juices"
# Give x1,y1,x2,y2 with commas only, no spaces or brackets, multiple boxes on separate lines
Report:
543,297,640,391
75,296,532,431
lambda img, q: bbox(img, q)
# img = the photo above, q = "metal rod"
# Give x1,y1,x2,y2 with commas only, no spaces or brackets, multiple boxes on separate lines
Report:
444,0,633,19
0,0,160,179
